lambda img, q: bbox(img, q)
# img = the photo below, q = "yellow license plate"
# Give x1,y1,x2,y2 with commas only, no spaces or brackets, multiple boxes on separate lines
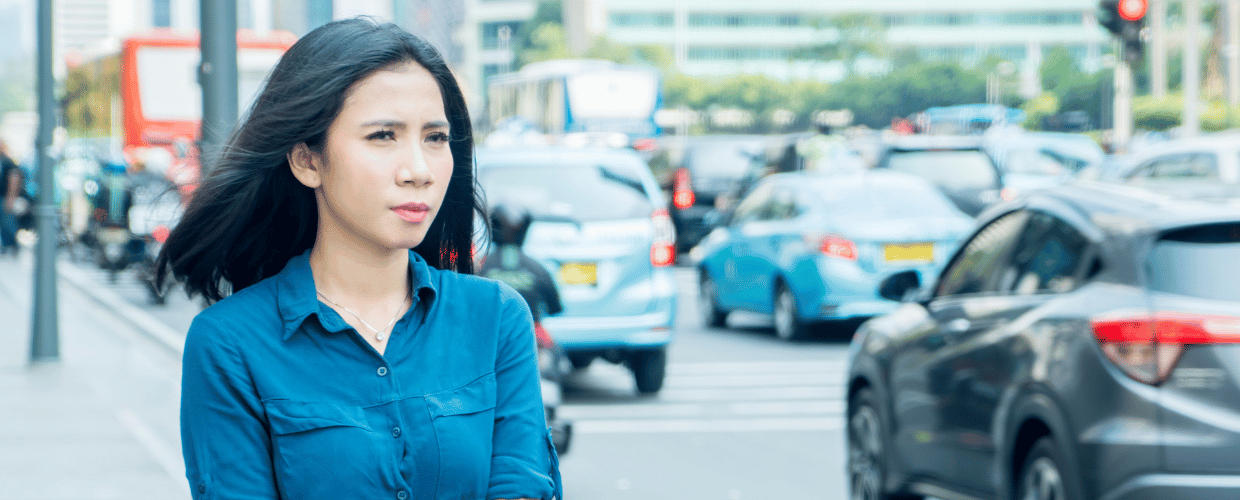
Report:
884,242,934,262
559,262,597,286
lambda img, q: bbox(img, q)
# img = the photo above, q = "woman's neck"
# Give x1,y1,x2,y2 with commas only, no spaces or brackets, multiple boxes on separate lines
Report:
308,236,410,304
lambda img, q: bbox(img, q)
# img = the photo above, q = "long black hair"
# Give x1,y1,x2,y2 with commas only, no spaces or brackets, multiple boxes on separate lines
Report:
156,18,483,303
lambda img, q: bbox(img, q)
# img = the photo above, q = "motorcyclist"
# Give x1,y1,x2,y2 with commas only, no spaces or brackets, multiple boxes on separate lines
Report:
479,203,563,323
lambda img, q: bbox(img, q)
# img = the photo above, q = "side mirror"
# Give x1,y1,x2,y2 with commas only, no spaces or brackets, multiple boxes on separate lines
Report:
879,270,922,302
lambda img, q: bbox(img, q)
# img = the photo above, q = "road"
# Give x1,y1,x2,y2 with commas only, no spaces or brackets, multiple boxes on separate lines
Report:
71,260,855,499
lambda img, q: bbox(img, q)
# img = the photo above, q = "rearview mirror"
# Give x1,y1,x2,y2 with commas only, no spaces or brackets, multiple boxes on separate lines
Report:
879,270,921,302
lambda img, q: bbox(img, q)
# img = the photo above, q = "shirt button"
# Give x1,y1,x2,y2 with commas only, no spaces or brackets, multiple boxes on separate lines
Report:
397,491,408,500
377,366,388,377
198,484,206,494
392,427,402,438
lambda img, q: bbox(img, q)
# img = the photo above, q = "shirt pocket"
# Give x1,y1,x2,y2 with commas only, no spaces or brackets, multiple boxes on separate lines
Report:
425,373,497,498
262,400,382,499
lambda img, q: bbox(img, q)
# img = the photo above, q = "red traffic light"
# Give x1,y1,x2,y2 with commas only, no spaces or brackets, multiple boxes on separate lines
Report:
1118,0,1147,21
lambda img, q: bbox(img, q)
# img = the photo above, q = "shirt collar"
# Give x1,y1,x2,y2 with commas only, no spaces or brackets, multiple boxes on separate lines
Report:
277,249,439,341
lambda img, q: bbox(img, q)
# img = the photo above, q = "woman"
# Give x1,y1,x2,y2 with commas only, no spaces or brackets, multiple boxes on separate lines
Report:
157,18,560,500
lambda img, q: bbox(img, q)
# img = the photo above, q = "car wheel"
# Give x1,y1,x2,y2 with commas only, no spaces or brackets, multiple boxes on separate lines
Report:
773,284,807,341
699,273,728,328
1018,437,1074,500
567,353,593,371
629,349,667,394
849,388,920,500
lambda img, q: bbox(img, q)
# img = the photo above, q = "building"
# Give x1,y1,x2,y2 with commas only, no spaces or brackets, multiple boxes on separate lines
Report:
462,0,1112,99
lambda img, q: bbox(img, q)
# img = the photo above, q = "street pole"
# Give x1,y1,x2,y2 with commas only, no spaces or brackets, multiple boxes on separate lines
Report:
1229,0,1240,108
1151,0,1167,98
1114,57,1134,153
30,0,58,362
1184,0,1202,136
199,0,239,177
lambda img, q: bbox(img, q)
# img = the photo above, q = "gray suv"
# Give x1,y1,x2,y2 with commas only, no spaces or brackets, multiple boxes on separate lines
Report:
847,182,1240,500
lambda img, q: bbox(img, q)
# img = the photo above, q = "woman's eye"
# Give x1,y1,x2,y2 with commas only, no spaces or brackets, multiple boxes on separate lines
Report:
427,132,450,143
368,130,396,141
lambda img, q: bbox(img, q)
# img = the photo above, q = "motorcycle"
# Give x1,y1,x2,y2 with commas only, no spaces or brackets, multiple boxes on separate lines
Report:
536,323,573,455
128,193,182,304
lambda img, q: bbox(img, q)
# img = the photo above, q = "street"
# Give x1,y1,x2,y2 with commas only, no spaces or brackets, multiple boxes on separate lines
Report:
65,258,854,499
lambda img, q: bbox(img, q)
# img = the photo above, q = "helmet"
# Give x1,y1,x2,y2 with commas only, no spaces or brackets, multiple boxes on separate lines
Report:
489,203,533,246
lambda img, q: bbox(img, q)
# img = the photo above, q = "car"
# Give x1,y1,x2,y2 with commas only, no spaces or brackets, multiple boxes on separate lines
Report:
985,131,1106,196
872,135,1008,217
648,135,769,253
1098,131,1240,186
692,170,974,341
847,181,1240,500
474,146,677,394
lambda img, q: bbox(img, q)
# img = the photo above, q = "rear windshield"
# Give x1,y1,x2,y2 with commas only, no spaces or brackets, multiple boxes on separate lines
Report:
1146,223,1240,301
685,143,764,179
817,183,962,220
884,150,999,189
478,162,654,222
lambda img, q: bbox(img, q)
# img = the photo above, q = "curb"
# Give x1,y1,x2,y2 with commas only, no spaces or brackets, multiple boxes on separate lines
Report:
57,261,186,356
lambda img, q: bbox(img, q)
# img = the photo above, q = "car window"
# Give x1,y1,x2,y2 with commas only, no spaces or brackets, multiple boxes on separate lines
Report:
884,150,999,190
685,142,765,179
1003,212,1089,295
811,181,962,220
1001,148,1066,176
763,186,800,221
1146,223,1240,301
478,161,654,222
731,181,775,225
936,210,1029,297
1126,153,1219,181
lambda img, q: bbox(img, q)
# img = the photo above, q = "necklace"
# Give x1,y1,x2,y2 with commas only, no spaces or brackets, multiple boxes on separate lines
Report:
317,290,407,341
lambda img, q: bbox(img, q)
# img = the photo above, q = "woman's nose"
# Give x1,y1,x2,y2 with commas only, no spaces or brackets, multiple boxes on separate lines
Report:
397,145,434,187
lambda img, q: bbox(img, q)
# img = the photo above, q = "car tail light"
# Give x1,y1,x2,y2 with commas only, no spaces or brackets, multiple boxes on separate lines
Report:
651,209,676,267
1000,188,1017,201
673,168,695,210
1091,312,1240,385
805,234,858,261
534,323,555,349
152,225,171,244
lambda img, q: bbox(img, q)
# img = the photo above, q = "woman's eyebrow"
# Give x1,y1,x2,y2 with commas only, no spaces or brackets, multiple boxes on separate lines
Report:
423,120,450,131
360,120,407,129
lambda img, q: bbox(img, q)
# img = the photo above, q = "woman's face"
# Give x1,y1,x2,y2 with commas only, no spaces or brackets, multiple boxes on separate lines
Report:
291,63,454,253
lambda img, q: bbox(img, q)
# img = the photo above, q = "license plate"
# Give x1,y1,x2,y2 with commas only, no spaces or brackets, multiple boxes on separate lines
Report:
884,242,933,262
559,262,597,286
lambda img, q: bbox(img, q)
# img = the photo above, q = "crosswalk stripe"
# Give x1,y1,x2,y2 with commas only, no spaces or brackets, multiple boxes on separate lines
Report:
574,416,845,434
668,360,847,374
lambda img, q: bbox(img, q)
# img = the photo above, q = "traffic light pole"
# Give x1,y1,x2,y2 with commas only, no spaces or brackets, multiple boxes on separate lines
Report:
1113,58,1134,153
199,0,239,177
30,0,58,363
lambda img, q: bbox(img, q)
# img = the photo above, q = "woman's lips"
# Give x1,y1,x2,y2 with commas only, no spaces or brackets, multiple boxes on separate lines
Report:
393,204,430,223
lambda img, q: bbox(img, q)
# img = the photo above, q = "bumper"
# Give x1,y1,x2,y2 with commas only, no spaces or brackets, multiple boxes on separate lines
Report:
797,258,938,322
1102,473,1240,500
542,310,675,351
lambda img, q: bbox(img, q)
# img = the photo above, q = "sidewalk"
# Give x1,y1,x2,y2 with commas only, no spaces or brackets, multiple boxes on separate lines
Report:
0,249,190,500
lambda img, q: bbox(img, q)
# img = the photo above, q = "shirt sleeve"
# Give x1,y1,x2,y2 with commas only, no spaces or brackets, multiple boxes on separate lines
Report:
487,285,560,500
181,314,279,499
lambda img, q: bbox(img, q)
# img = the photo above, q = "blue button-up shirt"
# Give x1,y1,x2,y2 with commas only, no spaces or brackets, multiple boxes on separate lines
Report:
180,250,560,500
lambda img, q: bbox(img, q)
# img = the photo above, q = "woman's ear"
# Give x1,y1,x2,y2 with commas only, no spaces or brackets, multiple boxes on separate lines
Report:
288,143,322,189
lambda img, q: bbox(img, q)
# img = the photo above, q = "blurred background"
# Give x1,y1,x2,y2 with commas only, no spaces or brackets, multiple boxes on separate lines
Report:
2,0,1240,499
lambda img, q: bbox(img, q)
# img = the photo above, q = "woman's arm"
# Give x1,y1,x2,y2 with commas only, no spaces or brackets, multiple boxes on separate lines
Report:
487,286,560,500
181,315,280,499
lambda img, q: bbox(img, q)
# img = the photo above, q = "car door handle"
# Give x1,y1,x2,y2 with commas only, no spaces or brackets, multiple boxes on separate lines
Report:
946,318,971,333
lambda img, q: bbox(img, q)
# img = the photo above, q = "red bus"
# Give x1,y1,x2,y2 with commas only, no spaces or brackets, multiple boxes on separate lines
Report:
63,29,297,193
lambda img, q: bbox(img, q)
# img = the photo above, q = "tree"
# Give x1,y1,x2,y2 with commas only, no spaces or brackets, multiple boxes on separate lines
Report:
793,14,888,75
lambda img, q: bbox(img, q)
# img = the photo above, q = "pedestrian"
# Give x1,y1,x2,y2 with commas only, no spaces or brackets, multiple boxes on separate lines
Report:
0,140,26,256
155,18,561,500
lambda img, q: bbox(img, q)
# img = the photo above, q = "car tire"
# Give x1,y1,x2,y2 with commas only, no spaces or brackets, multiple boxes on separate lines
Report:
629,349,667,394
773,283,808,341
1017,437,1075,500
568,353,593,371
849,388,921,500
699,273,728,328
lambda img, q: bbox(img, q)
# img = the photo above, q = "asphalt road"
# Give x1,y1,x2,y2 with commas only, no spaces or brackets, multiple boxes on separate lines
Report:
71,259,855,499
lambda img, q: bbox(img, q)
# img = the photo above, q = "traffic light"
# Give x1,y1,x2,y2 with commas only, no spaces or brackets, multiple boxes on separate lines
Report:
1098,0,1148,64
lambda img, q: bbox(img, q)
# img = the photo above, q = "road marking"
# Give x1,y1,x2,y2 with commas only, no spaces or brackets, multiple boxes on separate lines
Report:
728,400,844,416
115,408,190,495
560,403,704,420
574,416,845,434
669,360,847,374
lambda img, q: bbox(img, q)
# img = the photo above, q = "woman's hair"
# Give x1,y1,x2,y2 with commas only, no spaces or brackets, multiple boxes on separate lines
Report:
156,18,482,303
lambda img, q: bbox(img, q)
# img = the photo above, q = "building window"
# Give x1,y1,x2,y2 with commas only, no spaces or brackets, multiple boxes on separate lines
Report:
152,0,171,28
610,12,673,28
884,10,1082,27
481,21,522,50
688,13,802,28
687,46,791,61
